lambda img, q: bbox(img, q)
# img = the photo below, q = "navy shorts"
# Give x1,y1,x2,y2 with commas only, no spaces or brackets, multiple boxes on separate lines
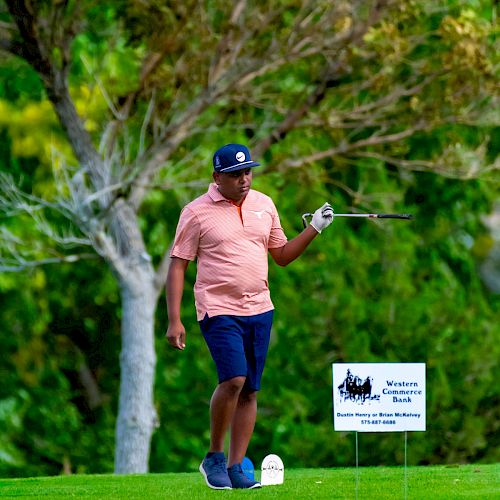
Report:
199,310,274,392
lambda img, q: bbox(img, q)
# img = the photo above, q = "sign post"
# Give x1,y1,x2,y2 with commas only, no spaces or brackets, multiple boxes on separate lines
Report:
332,363,426,499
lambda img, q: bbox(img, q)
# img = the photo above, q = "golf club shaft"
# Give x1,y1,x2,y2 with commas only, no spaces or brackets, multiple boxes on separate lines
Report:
302,212,412,228
334,214,412,219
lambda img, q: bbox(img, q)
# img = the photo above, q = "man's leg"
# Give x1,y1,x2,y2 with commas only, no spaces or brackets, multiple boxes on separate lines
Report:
226,387,261,489
228,387,257,467
209,376,246,452
200,376,246,489
226,310,272,466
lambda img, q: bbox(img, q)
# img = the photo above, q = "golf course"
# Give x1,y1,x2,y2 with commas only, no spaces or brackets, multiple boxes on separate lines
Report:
1,464,499,499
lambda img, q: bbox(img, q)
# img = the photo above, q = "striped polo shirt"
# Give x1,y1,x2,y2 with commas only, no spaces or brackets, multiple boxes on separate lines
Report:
170,183,288,320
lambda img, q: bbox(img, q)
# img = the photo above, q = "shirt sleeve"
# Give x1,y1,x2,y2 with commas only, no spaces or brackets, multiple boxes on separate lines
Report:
170,207,201,261
268,201,288,249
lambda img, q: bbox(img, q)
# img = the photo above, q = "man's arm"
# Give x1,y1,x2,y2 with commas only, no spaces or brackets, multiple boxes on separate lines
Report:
269,225,319,266
166,257,190,350
269,202,334,267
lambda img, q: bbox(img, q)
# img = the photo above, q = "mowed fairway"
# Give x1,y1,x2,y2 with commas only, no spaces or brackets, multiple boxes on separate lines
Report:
0,464,498,499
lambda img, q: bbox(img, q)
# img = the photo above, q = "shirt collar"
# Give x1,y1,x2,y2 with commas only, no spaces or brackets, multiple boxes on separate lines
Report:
208,183,227,202
207,183,249,206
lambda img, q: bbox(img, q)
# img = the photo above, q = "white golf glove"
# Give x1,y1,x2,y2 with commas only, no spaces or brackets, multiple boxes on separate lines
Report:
310,202,334,233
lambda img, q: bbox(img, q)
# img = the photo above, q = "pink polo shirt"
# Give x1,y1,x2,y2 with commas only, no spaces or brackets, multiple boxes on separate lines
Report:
170,183,288,320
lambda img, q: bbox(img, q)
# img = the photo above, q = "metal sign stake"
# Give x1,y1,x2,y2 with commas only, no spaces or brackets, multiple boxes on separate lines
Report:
404,430,408,500
355,432,359,500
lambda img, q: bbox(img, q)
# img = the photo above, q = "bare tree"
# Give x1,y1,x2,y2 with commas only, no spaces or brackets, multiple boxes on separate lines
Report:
0,0,496,472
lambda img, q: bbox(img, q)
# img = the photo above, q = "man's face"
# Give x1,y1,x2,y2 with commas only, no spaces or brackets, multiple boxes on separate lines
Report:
213,168,253,204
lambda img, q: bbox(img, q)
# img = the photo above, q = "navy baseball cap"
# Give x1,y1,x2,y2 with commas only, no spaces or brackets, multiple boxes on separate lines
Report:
213,144,260,173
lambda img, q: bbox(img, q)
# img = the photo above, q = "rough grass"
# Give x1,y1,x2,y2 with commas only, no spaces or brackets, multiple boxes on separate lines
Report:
0,464,498,499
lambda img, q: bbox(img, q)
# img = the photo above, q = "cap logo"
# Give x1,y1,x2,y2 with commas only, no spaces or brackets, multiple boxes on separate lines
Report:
236,151,246,162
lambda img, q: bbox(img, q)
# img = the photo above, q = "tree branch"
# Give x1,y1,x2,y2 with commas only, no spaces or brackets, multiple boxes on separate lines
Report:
253,61,345,158
336,75,437,123
3,1,151,284
352,143,500,180
252,0,391,159
280,123,427,169
126,2,391,209
99,43,176,158
208,0,248,85
5,0,106,193
127,85,223,209
0,253,98,272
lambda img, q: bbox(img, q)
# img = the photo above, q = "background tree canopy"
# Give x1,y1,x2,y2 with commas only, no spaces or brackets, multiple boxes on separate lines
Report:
0,0,498,476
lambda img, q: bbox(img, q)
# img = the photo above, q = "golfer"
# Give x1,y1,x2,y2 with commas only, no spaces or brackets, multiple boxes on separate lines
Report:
166,144,334,489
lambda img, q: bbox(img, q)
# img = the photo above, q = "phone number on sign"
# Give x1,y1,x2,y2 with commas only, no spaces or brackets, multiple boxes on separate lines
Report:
360,420,396,425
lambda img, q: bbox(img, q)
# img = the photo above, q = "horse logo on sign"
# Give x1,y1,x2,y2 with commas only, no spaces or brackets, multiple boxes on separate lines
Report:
337,369,380,404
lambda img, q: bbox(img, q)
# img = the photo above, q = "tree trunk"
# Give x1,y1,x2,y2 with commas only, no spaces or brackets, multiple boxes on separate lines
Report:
114,271,157,474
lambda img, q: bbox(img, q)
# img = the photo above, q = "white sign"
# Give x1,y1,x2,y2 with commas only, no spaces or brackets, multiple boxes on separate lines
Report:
261,454,284,486
332,363,426,432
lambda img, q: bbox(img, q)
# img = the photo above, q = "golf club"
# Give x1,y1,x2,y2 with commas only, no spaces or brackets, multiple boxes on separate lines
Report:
302,212,412,228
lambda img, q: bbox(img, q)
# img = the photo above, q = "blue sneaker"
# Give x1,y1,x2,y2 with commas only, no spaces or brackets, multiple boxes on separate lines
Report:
199,452,232,490
227,463,262,489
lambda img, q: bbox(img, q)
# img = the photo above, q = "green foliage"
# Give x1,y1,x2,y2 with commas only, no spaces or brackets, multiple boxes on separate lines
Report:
0,263,118,476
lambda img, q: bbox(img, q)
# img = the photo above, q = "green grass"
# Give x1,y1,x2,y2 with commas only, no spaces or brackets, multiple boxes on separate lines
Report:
0,464,498,499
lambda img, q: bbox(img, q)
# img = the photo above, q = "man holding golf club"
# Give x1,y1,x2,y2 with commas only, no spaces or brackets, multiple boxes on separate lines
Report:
166,143,334,489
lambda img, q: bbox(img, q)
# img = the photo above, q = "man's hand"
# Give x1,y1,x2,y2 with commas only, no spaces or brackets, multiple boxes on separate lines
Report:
166,321,186,350
310,202,334,233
